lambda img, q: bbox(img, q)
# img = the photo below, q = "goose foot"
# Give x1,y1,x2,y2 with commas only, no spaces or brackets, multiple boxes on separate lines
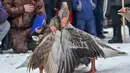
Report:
39,66,44,73
86,58,97,73
86,69,97,73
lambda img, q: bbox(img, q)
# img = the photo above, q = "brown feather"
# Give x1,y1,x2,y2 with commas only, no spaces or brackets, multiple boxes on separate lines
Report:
27,33,55,71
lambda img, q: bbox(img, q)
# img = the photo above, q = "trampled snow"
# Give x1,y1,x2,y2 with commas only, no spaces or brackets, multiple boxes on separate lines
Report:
0,26,130,73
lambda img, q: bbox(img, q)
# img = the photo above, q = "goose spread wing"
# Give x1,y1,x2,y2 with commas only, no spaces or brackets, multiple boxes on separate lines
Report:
57,27,127,73
63,28,105,58
56,28,105,73
27,33,55,71
27,26,127,73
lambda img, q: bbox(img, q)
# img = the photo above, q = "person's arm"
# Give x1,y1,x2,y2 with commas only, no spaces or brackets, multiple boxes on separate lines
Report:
0,1,8,23
35,0,45,16
3,0,25,18
34,0,46,33
52,0,57,10
93,0,97,5
90,0,96,10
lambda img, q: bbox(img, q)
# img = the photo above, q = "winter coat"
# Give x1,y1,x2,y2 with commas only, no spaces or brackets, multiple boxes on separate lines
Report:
111,0,130,6
3,0,45,29
0,0,8,24
72,0,96,20
97,0,103,3
3,0,45,53
105,0,130,18
44,0,57,9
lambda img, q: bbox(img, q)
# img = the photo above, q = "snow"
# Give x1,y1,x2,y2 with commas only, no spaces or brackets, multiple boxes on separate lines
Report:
1,26,130,73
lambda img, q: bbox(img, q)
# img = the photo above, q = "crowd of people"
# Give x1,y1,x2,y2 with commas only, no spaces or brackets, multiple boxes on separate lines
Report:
0,0,130,54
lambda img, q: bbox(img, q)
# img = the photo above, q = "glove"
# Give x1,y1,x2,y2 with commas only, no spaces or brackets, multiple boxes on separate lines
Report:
90,0,96,10
77,0,82,11
92,3,96,10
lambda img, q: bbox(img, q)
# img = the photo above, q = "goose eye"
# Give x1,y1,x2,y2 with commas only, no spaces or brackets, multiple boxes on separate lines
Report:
127,8,130,10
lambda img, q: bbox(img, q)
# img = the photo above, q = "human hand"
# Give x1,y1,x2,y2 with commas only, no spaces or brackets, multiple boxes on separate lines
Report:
92,4,96,10
35,28,42,34
77,0,82,11
24,4,35,13
54,8,57,11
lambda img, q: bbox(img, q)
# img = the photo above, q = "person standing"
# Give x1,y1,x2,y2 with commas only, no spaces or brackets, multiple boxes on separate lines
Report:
118,7,130,22
72,0,97,36
94,0,105,38
105,0,130,43
3,0,45,53
44,0,57,25
0,0,10,54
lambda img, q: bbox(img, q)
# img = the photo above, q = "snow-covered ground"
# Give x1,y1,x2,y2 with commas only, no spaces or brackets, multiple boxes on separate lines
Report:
1,26,130,73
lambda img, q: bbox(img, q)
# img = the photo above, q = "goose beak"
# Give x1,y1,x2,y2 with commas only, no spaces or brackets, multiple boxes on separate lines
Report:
118,8,126,16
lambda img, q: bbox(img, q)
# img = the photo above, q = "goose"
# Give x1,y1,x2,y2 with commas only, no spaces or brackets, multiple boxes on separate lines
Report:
118,7,130,22
17,4,128,73
17,21,128,73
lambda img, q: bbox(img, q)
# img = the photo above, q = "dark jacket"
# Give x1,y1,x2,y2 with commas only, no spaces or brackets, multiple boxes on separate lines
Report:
0,0,8,23
44,0,57,9
105,0,130,18
111,0,130,6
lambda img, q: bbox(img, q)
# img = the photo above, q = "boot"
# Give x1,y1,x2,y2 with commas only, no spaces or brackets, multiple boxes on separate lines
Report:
0,49,3,54
108,26,123,43
0,47,3,54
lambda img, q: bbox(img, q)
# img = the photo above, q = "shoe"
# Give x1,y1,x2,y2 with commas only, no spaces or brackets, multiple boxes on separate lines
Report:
102,31,108,34
108,24,123,43
0,48,3,54
108,37,123,43
97,34,106,39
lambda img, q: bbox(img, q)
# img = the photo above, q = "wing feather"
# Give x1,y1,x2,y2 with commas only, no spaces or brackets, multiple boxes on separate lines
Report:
27,24,127,73
57,28,105,73
27,33,55,71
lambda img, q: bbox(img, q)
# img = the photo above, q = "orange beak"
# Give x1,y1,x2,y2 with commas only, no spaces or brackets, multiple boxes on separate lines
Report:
60,17,68,27
118,8,126,16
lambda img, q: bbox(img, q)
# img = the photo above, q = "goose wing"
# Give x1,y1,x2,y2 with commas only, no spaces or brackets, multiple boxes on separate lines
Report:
58,27,127,73
56,28,105,73
27,32,55,71
125,7,130,22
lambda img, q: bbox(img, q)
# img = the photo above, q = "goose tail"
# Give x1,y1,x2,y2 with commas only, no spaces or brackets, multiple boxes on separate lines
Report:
101,45,128,58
